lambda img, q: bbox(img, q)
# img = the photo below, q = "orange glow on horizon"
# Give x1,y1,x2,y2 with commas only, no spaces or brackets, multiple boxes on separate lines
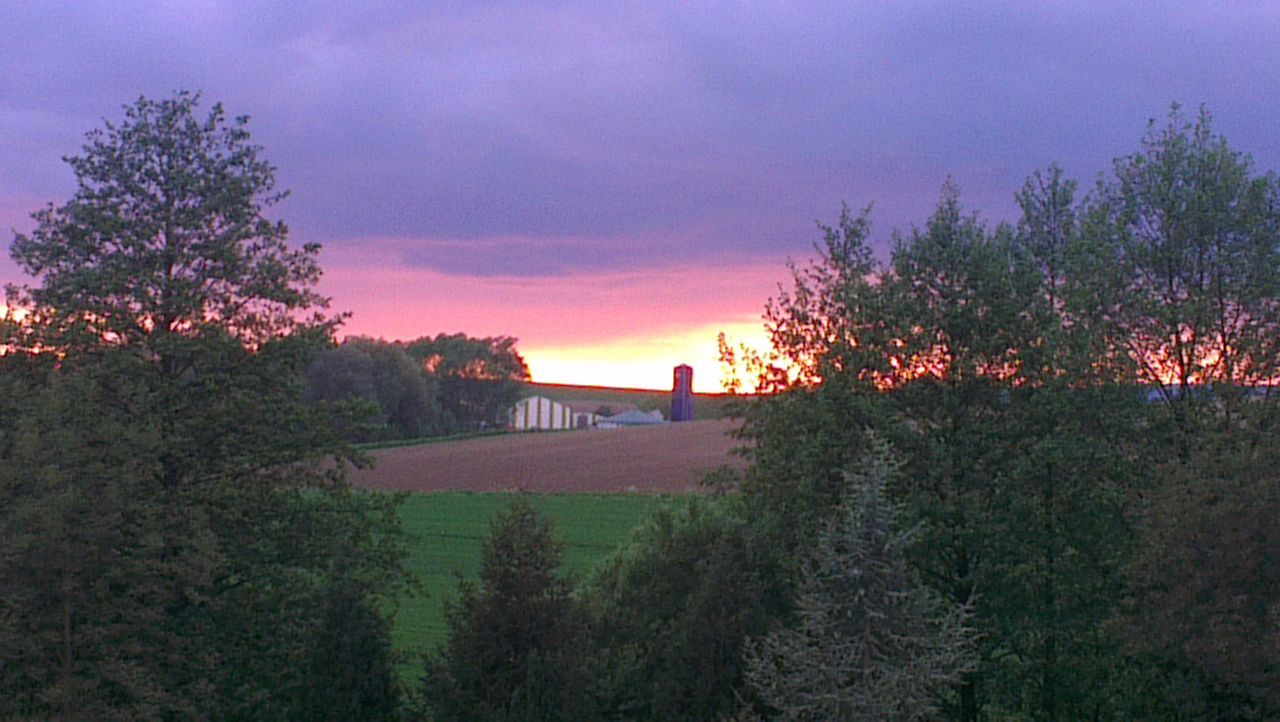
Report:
317,243,788,393
523,321,772,394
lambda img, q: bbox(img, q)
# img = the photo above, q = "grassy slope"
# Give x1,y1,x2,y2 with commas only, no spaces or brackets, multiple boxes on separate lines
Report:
394,492,667,660
524,381,741,421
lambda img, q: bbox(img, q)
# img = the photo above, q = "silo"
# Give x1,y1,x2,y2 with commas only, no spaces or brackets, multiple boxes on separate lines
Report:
671,364,695,422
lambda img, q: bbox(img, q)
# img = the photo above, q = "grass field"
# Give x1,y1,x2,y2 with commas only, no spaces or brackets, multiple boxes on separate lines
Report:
393,492,669,662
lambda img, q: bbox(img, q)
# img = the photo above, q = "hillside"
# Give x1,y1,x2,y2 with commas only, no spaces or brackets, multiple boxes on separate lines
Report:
523,381,742,420
349,418,748,494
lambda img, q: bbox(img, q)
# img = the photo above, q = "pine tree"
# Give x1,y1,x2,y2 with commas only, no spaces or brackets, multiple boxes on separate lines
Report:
424,496,593,721
745,447,975,721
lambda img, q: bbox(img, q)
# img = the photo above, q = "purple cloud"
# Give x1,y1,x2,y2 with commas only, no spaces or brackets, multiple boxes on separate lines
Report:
4,1,1280,281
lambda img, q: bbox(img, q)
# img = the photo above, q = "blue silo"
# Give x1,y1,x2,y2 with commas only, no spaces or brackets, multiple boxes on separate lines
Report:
671,364,695,422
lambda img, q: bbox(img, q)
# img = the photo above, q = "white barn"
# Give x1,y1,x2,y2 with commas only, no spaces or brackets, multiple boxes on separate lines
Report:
509,395,574,431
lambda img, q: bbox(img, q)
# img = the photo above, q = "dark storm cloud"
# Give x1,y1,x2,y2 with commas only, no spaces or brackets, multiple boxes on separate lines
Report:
4,1,1280,277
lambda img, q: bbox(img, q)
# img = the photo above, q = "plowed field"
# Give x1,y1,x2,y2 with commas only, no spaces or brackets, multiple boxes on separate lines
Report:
349,418,747,494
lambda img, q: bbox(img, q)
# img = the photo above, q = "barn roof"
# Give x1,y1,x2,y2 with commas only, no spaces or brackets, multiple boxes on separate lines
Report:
601,409,667,425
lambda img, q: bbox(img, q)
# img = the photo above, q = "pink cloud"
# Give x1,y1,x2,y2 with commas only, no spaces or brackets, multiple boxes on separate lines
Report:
318,240,786,351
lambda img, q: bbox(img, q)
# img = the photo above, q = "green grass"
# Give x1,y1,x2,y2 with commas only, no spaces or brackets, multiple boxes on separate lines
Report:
392,492,669,663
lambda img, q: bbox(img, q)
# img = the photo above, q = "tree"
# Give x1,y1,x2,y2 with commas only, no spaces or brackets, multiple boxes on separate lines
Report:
294,569,402,722
424,496,593,721
0,367,183,720
745,447,975,721
304,337,445,441
0,92,409,719
588,497,787,721
1121,415,1280,718
739,183,1154,721
10,91,333,373
405,333,529,431
1076,105,1280,428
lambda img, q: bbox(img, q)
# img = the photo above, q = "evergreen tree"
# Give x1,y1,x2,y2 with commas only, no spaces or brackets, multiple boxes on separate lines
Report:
424,496,592,721
745,446,975,721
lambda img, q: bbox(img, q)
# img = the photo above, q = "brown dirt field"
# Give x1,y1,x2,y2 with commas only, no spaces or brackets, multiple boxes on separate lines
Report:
348,419,749,494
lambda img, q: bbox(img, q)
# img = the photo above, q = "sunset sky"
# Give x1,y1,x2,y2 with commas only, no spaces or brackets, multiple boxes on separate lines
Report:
4,3,1280,391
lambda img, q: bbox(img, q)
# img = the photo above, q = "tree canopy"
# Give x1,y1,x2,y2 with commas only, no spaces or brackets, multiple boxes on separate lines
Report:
718,105,1280,720
10,91,332,370
0,92,409,720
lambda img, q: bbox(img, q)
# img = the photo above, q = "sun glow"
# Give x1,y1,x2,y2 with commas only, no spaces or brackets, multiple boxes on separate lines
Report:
0,304,26,323
523,321,772,394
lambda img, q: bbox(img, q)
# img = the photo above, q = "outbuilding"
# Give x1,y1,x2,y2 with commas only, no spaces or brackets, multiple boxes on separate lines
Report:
509,395,573,431
596,409,667,429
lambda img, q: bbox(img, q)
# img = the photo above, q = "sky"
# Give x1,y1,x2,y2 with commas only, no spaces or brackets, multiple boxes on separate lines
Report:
4,2,1280,391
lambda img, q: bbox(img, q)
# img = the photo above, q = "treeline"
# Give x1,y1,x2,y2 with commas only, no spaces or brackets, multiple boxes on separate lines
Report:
302,334,528,442
417,106,1280,721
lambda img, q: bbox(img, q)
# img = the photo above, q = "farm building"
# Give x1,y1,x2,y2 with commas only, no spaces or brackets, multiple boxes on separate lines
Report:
564,400,639,429
596,409,667,428
671,364,695,422
510,395,668,431
510,395,574,431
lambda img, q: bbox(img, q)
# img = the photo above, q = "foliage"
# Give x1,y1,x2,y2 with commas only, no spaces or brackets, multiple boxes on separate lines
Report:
0,92,409,720
0,365,178,719
736,169,1158,719
744,447,975,721
1076,105,1280,429
1123,416,1280,717
9,91,333,370
405,333,529,432
588,497,788,722
305,337,444,441
422,496,593,721
303,334,532,441
295,571,401,722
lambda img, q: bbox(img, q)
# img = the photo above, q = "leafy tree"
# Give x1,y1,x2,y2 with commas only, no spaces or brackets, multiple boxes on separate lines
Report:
405,333,529,431
294,569,402,722
739,183,1152,721
0,366,181,720
10,91,333,372
0,92,409,719
1076,105,1280,429
1122,418,1280,718
423,496,593,721
588,497,787,721
745,447,975,721
305,337,444,441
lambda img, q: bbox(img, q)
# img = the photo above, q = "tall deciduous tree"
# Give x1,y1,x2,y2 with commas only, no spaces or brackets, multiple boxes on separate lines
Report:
741,183,1146,721
11,91,333,373
304,337,445,441
1077,105,1280,422
0,93,409,719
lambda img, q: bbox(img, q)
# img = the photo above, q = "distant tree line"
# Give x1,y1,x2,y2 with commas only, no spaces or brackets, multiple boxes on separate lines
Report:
302,333,529,442
418,106,1280,721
